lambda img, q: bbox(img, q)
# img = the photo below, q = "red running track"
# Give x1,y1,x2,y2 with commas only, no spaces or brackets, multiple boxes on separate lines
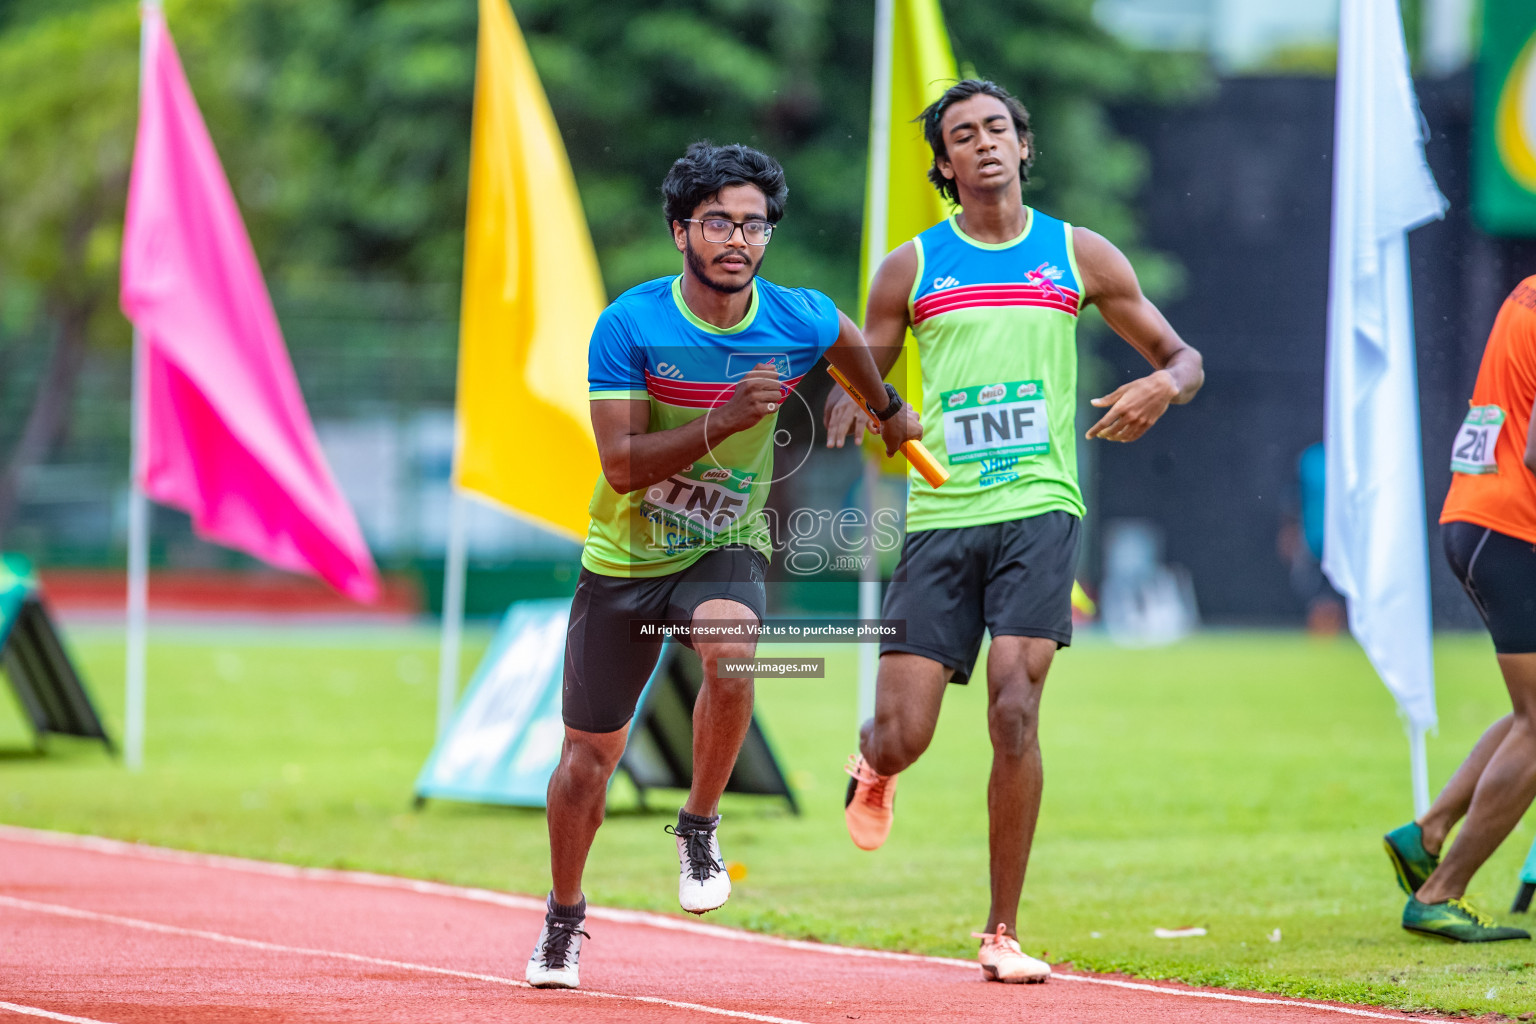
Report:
0,827,1453,1024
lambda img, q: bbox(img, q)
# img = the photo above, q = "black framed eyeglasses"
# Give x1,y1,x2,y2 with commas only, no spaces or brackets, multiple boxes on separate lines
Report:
682,218,774,246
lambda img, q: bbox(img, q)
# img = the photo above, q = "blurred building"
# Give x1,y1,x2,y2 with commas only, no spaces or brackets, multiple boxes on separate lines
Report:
1087,0,1536,627
1096,0,1337,69
1095,0,1473,74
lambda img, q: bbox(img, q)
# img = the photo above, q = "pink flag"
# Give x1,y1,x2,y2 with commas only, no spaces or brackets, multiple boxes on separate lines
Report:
120,9,379,603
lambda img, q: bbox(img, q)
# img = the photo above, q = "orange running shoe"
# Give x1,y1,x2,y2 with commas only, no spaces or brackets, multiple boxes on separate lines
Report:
843,754,898,851
973,924,1051,983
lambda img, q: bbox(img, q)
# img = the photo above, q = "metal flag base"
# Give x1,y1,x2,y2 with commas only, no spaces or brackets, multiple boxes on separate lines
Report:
1513,835,1536,913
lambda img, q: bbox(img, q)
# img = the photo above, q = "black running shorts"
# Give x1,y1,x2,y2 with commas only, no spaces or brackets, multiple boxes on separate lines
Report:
562,544,767,733
878,511,1081,684
1444,521,1536,655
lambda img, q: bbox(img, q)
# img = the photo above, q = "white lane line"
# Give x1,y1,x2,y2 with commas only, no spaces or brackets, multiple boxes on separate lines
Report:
0,827,1441,1021
1046,976,1424,1020
0,895,810,1024
0,1003,119,1024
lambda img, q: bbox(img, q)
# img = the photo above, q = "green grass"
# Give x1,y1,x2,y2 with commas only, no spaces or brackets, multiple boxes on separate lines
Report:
2,626,1535,1016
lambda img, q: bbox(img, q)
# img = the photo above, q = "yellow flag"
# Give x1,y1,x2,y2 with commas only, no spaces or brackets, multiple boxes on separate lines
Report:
860,0,956,464
454,0,605,538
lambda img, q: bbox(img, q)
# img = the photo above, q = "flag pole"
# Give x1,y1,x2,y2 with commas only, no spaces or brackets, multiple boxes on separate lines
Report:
1325,0,1445,819
1409,724,1429,817
125,338,149,772
123,0,160,773
436,489,469,737
858,0,894,727
867,0,894,271
858,460,880,723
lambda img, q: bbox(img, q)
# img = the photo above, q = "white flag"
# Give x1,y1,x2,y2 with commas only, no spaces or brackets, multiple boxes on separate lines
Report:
1323,0,1447,736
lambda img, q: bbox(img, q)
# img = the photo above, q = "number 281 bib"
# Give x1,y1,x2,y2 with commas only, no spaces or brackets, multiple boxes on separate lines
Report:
1450,404,1505,475
940,380,1049,464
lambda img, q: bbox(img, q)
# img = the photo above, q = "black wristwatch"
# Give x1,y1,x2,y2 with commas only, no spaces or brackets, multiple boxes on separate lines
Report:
872,383,903,421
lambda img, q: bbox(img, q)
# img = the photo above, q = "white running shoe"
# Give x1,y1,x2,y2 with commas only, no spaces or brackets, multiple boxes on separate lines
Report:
668,820,730,914
973,924,1051,983
526,917,589,989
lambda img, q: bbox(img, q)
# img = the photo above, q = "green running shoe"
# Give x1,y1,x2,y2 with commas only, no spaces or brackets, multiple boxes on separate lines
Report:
1402,896,1532,942
1383,822,1438,895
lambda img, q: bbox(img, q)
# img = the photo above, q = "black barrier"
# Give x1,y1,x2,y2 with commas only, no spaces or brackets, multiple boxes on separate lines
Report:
620,641,798,815
1514,838,1536,914
0,555,112,751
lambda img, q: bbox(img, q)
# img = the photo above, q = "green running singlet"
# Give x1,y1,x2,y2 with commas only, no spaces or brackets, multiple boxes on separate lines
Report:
905,209,1086,531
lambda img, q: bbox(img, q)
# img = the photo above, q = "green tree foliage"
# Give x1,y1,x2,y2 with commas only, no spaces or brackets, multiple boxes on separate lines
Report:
945,0,1208,297
224,0,476,284
516,0,873,305
0,0,477,534
0,0,147,532
0,2,137,340
0,0,1204,536
522,0,1207,307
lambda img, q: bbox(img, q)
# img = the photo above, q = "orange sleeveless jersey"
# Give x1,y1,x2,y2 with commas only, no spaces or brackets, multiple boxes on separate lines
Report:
1440,277,1536,544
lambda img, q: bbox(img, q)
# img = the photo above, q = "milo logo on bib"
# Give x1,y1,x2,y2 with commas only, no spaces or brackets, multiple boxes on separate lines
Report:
940,380,1050,465
642,462,756,549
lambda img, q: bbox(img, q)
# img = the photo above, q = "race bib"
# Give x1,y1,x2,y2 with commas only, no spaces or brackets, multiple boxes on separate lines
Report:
642,463,756,545
1450,404,1505,475
940,380,1049,464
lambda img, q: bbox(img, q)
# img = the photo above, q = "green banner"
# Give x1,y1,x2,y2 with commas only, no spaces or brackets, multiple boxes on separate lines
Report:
0,552,37,649
1475,0,1536,235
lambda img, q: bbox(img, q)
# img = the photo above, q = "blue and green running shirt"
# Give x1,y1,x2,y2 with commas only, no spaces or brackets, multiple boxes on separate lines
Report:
583,276,840,577
906,208,1087,531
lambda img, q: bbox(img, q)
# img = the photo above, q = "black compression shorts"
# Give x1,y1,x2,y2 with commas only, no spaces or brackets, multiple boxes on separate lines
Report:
1444,520,1536,655
878,511,1081,684
562,544,767,733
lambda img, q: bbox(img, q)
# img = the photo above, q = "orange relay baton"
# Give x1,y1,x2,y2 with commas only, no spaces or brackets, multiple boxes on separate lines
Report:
826,365,949,488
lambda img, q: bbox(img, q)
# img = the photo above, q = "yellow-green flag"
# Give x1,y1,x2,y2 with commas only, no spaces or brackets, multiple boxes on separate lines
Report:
860,0,956,450
454,0,604,538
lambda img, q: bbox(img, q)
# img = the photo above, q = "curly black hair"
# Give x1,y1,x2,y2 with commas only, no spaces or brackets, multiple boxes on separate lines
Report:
917,79,1035,205
661,141,789,227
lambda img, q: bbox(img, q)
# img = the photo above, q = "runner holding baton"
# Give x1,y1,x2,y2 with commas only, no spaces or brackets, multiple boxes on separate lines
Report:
827,364,949,488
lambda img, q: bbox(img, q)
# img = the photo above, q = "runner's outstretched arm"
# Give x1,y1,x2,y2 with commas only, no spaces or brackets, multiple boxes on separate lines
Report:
590,368,780,493
1073,226,1204,443
823,309,923,456
824,242,919,448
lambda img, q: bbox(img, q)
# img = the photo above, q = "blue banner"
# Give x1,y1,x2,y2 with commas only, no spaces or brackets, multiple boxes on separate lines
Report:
415,599,571,806
414,598,669,807
0,553,38,650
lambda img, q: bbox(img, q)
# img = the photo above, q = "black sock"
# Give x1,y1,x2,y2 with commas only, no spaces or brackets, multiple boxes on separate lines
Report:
547,892,586,922
678,808,719,831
